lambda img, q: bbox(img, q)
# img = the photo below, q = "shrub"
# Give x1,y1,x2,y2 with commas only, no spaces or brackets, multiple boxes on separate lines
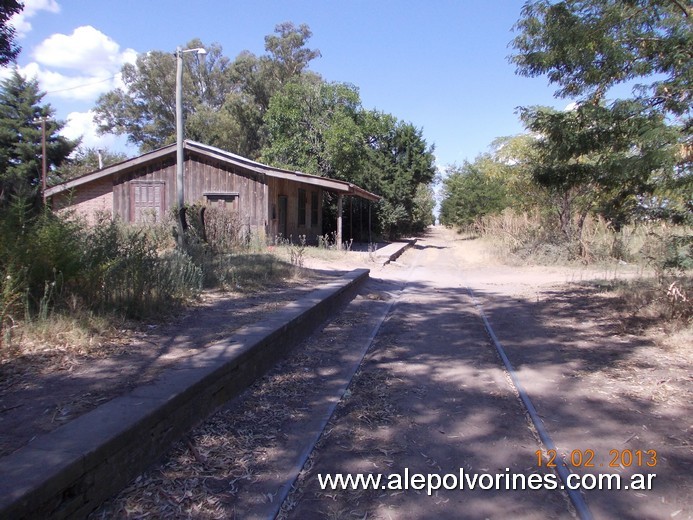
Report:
185,203,249,253
81,218,202,317
471,208,693,269
0,201,85,316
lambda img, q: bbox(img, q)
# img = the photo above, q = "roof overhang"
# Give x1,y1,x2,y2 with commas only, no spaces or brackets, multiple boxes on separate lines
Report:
44,145,174,198
46,140,381,202
185,141,381,201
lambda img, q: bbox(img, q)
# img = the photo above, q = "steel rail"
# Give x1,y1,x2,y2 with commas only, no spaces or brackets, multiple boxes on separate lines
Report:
466,286,594,520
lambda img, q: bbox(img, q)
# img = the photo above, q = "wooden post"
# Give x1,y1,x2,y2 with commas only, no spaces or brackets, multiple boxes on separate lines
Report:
368,201,372,244
40,117,47,205
349,196,353,242
337,194,343,249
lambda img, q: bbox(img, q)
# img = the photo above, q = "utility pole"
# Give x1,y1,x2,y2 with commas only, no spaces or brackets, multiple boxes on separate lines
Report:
174,45,206,248
34,116,50,204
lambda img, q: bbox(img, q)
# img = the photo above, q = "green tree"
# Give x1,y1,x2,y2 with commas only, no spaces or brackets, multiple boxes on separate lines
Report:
363,112,436,236
440,160,509,228
263,85,437,238
0,70,77,209
0,0,22,66
519,101,679,244
218,23,321,158
264,22,321,84
511,0,692,127
94,24,321,157
94,39,231,152
261,78,364,179
486,134,548,212
56,147,128,182
510,0,691,237
262,77,374,238
411,183,436,231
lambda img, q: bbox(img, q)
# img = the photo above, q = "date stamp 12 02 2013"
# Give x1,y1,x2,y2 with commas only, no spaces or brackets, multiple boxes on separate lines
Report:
536,449,657,469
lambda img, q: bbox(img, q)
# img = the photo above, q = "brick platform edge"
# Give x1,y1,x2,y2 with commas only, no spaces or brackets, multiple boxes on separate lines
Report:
0,268,370,520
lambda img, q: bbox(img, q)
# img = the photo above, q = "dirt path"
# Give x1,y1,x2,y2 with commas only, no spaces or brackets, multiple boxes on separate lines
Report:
284,228,690,519
288,230,693,518
86,227,691,519
285,235,571,519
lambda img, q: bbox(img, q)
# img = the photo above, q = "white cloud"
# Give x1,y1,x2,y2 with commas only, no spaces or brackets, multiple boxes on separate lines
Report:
4,4,138,157
9,0,61,38
15,26,138,102
34,26,131,76
20,0,60,17
14,62,117,101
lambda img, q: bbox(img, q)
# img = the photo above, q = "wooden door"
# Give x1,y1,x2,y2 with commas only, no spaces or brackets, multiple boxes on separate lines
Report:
131,182,164,223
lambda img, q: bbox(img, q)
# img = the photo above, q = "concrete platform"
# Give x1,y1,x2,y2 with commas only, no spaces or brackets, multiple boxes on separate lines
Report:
372,239,416,265
0,269,370,520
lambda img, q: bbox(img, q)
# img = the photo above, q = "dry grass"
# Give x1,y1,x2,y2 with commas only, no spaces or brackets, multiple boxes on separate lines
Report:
609,275,692,332
0,311,127,364
268,241,357,265
0,313,133,411
473,209,691,268
276,361,400,520
0,249,307,365
576,309,692,412
470,210,692,339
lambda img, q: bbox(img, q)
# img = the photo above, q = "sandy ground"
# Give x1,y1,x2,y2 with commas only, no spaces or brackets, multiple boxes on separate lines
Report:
2,226,690,519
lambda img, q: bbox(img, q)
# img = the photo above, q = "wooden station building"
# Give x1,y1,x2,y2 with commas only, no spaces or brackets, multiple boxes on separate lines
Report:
45,140,380,244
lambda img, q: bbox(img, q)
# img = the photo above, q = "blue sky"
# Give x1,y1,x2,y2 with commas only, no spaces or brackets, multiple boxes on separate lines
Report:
5,0,573,170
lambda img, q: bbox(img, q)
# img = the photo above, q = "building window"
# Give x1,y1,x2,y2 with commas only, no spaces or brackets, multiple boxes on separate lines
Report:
311,191,319,226
131,182,164,223
204,192,239,210
298,189,306,226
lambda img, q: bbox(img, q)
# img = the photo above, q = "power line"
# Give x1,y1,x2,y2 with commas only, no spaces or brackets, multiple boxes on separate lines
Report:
45,74,118,94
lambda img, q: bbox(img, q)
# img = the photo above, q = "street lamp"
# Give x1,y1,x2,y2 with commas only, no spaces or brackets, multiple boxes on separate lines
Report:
175,45,206,247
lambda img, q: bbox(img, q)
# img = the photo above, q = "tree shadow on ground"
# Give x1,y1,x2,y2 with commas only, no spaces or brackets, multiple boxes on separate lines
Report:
285,277,690,519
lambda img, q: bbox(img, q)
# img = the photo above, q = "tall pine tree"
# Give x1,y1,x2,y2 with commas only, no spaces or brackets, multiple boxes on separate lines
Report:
0,70,77,210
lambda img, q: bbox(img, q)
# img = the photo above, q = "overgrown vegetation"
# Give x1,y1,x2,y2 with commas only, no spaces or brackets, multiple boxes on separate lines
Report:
1,19,406,358
0,201,318,357
465,210,691,329
183,205,299,290
0,205,202,351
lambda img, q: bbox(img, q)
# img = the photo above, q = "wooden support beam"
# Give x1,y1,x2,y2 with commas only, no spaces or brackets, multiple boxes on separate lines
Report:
337,194,343,249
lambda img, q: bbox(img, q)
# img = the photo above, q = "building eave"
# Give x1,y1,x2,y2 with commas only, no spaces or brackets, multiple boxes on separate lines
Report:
45,140,381,202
